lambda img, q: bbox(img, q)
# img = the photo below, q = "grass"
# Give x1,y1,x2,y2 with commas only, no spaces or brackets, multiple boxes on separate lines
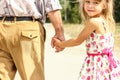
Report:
63,23,120,49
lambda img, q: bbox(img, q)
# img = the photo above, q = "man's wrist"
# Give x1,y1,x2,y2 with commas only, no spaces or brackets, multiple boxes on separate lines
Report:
55,26,64,33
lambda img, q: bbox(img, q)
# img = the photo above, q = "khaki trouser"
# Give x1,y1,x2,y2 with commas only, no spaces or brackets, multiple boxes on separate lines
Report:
0,21,45,80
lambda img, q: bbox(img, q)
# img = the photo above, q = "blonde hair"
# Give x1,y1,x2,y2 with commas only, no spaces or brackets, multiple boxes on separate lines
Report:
79,0,115,32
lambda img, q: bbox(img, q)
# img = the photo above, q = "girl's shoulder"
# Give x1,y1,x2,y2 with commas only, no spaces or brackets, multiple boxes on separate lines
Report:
88,17,103,24
86,17,103,28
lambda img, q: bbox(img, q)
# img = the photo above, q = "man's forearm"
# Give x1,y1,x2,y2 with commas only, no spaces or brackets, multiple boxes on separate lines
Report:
47,10,64,34
48,10,65,52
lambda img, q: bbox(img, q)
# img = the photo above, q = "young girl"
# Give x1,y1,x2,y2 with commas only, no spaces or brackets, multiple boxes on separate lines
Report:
53,0,120,79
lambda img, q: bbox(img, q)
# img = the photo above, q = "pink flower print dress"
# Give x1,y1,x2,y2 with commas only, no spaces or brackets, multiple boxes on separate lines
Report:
78,32,120,80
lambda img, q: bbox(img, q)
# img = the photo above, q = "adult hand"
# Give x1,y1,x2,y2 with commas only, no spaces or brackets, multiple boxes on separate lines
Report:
51,33,65,52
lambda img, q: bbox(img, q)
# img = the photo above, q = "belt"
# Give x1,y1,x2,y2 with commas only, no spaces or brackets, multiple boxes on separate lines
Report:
87,51,117,71
0,17,39,21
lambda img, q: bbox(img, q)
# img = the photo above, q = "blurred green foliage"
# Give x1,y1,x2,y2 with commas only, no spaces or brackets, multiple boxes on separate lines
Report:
114,0,120,22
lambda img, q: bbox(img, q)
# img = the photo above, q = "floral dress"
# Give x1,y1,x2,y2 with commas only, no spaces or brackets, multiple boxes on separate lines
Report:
78,32,120,80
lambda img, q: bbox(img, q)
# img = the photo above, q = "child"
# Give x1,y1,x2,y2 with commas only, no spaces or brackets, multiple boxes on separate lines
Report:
53,0,120,79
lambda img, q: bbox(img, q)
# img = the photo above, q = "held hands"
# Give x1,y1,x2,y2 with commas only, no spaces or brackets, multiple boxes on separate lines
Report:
53,37,63,49
51,35,65,52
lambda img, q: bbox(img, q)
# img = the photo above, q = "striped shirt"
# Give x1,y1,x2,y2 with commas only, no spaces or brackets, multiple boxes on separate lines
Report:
0,0,62,23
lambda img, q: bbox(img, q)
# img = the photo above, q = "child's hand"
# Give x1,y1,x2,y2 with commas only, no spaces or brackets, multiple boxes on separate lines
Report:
53,38,61,47
52,37,65,52
52,38,61,52
53,37,64,49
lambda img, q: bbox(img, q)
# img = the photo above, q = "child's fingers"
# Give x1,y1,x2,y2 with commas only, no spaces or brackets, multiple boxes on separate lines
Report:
53,38,60,42
51,37,55,48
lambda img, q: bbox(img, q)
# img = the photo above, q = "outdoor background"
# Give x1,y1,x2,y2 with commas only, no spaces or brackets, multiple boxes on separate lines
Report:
15,0,120,80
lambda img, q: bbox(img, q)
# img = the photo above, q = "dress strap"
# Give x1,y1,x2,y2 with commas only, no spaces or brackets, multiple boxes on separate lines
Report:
102,22,107,33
